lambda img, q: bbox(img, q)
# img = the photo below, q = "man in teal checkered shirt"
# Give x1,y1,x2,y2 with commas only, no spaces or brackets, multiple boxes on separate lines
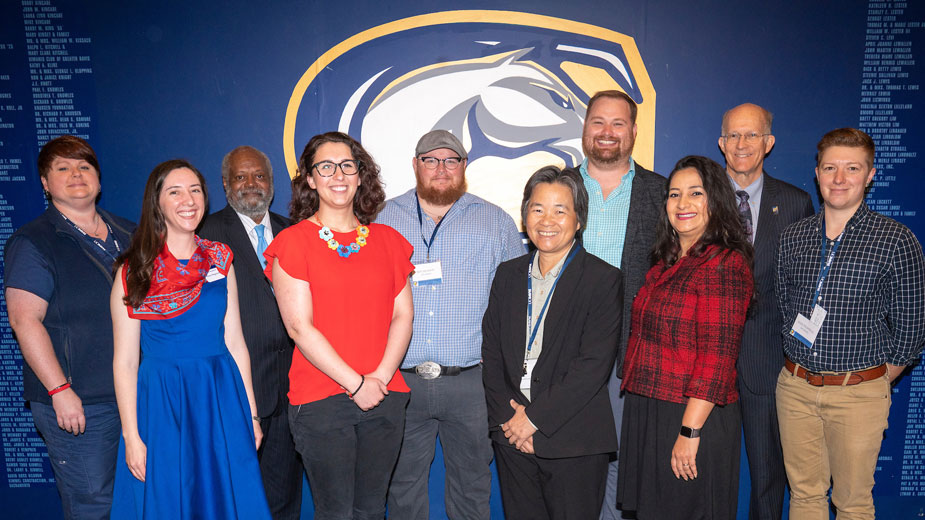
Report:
563,90,665,519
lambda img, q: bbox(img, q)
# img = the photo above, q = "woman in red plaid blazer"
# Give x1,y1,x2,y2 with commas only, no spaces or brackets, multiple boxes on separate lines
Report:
616,155,754,520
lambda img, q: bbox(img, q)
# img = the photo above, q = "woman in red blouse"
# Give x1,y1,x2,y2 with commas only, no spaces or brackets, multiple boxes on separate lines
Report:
616,155,754,519
264,132,414,519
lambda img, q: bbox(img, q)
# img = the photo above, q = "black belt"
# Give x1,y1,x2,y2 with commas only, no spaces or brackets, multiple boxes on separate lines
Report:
400,362,479,380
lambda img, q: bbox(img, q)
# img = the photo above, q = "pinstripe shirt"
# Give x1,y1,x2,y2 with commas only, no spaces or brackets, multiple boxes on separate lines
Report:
777,203,925,372
376,189,527,368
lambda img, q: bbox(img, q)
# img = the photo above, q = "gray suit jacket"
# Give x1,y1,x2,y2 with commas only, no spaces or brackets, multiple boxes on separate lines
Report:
615,165,665,377
565,164,665,377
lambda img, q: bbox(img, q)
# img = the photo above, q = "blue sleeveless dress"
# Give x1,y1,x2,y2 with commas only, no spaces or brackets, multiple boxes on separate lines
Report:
111,276,271,519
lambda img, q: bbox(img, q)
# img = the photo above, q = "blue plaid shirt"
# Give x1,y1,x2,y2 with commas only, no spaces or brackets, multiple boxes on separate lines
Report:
376,189,527,368
579,157,636,268
778,203,925,371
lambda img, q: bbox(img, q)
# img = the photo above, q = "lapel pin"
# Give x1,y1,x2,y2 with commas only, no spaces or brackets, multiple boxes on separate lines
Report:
772,206,779,215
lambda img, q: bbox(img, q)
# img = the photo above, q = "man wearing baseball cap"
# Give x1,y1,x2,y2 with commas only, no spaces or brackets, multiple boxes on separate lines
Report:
377,130,526,519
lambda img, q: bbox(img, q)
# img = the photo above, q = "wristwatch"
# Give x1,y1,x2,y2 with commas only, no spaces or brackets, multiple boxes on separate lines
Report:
679,425,701,438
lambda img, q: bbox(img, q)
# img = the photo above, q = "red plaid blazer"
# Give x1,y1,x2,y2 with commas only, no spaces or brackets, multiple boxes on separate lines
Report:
622,244,753,405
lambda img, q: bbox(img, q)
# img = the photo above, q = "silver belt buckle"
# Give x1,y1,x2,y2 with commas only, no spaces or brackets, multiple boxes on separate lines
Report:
415,361,442,380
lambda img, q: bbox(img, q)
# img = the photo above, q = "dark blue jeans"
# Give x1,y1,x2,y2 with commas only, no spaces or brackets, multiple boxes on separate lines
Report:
289,392,409,520
31,401,121,520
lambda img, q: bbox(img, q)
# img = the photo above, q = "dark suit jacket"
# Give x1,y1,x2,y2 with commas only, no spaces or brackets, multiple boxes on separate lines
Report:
482,246,623,459
564,164,665,377
199,205,294,417
737,174,814,394
617,165,665,375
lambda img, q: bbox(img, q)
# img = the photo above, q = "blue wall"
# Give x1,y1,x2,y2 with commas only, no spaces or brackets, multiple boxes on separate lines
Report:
1,1,923,518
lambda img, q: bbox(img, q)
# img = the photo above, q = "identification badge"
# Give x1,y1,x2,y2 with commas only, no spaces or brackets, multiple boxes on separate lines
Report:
205,267,226,282
412,261,442,286
520,358,538,393
790,304,827,348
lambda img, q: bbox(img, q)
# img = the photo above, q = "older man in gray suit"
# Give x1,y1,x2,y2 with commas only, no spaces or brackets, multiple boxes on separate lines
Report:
562,90,664,519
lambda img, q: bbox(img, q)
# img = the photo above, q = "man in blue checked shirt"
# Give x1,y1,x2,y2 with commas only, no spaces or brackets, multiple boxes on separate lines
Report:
776,128,925,519
377,130,526,520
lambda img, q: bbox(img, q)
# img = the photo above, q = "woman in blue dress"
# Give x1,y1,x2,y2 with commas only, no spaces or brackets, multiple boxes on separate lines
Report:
109,159,270,519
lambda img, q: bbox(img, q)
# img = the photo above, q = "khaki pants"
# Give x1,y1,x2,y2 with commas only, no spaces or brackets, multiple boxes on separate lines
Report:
776,366,891,520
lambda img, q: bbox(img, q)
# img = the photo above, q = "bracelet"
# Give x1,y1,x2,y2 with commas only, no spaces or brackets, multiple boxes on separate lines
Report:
348,375,365,397
48,382,71,396
252,415,261,423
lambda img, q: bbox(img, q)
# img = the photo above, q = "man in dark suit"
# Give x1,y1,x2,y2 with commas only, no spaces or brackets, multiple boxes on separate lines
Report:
198,146,302,520
719,103,814,520
565,90,664,520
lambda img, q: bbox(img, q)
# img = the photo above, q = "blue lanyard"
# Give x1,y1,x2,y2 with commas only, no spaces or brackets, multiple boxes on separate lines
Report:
415,194,455,261
525,244,580,372
60,212,122,261
813,225,845,305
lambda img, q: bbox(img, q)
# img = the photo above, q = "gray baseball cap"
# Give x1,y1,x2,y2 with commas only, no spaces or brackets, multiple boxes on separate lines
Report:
415,130,468,160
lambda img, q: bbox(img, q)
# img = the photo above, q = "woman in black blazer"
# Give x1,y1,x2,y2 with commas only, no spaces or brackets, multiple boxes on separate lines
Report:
482,166,624,519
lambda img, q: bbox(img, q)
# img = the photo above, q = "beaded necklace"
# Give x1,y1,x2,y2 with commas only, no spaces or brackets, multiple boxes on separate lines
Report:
315,217,369,258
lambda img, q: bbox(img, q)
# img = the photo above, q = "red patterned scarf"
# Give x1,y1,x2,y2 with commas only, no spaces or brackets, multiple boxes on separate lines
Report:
125,236,233,320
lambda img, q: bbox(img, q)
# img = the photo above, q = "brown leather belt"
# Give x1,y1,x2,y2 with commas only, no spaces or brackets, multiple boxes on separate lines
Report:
785,359,886,387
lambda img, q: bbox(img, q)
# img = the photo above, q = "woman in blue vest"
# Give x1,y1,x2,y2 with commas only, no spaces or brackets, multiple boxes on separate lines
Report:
4,135,135,520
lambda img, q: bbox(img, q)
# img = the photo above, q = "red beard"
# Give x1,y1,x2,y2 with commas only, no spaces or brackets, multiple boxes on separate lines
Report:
417,177,467,206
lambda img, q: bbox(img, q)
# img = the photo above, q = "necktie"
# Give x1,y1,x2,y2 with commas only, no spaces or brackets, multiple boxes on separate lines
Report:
254,224,268,268
736,190,753,242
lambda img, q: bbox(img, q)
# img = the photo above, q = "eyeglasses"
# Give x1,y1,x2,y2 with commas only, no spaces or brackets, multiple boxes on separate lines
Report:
418,156,463,171
312,160,359,177
721,132,769,143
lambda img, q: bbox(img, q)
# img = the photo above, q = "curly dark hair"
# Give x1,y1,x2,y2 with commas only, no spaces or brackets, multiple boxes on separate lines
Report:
652,155,754,270
290,132,385,224
118,159,208,309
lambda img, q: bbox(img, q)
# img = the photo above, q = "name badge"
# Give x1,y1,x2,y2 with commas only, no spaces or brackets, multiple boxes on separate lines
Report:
520,358,538,396
205,267,226,282
412,261,442,286
790,304,827,348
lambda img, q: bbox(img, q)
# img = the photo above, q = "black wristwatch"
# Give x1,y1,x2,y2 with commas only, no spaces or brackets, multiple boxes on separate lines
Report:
679,425,701,438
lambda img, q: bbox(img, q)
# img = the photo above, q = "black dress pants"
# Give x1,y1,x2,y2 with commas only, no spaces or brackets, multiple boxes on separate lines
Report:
494,442,610,520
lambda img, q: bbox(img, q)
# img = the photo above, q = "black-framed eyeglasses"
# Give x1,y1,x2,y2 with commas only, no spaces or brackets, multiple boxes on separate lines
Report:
721,132,769,143
418,156,463,171
312,160,359,177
